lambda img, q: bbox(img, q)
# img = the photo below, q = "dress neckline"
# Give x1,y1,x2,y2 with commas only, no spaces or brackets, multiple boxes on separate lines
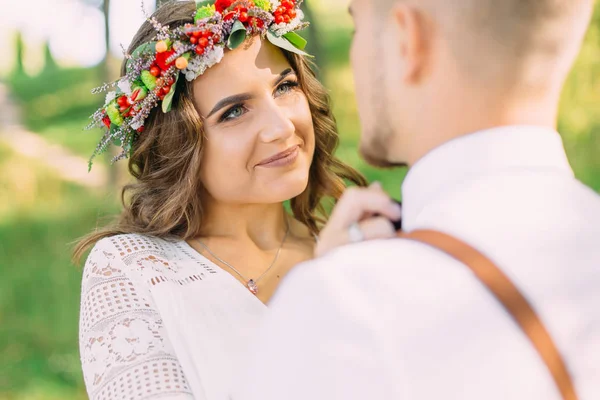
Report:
177,238,269,309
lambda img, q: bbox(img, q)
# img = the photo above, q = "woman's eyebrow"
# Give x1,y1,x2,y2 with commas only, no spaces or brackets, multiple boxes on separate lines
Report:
206,93,253,118
206,69,295,118
273,68,294,86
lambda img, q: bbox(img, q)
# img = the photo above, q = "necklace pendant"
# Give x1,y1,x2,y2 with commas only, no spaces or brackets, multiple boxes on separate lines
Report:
247,279,259,295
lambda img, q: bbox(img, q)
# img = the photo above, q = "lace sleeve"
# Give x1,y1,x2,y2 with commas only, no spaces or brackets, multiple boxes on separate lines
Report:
79,239,195,400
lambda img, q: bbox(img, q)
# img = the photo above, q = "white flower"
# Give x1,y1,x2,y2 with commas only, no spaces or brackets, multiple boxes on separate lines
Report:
185,71,196,81
105,91,117,104
270,0,281,9
131,119,144,130
206,46,224,67
117,79,132,95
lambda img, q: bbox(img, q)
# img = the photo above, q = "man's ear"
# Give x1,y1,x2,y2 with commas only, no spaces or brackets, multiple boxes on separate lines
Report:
389,4,428,83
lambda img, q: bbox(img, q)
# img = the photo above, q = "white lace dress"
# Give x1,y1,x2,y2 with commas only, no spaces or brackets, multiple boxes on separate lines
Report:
79,234,268,400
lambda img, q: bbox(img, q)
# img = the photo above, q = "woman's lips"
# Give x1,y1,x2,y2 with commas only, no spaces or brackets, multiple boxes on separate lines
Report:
256,145,300,168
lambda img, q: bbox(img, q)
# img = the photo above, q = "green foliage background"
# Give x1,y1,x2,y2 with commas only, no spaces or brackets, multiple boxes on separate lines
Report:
1,2,599,399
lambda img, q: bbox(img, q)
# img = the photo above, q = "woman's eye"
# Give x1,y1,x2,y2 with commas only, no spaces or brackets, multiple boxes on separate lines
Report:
220,105,246,122
275,80,299,97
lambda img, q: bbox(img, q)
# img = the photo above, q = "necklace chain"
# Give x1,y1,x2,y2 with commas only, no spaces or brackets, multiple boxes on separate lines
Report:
193,221,290,295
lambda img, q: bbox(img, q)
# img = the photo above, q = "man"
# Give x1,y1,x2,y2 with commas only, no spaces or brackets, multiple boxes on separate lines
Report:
234,0,600,398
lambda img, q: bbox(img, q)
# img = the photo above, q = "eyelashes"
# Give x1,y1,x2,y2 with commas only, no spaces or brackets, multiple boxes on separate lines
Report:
218,79,301,123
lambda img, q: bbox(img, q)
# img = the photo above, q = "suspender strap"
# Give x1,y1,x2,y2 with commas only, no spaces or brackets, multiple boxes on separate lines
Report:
399,229,578,400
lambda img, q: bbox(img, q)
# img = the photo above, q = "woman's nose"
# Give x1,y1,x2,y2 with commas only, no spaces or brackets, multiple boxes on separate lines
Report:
257,102,295,143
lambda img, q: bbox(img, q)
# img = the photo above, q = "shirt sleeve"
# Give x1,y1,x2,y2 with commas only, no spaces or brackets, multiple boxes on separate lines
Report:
79,239,196,400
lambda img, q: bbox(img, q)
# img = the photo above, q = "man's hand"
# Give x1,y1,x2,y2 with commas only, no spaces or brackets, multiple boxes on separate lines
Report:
315,183,402,257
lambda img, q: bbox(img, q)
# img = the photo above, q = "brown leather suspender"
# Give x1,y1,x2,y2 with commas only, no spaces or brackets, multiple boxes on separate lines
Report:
399,230,578,400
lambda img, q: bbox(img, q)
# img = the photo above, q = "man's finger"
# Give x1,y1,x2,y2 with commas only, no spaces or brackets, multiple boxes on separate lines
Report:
330,188,401,228
348,217,396,242
315,217,396,257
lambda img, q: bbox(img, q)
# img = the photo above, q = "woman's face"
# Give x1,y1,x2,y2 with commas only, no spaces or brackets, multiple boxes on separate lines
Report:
193,38,315,205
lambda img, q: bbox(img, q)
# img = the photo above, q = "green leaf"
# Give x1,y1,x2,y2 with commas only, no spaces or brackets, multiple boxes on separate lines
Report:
266,30,311,57
126,42,156,74
110,124,123,146
195,4,216,22
227,20,247,50
283,32,307,50
162,72,180,113
123,134,135,155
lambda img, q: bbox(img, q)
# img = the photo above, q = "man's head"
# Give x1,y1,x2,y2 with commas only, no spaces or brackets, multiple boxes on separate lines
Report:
349,0,594,167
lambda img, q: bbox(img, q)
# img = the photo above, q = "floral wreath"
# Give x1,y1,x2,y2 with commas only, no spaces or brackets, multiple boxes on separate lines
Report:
86,0,310,169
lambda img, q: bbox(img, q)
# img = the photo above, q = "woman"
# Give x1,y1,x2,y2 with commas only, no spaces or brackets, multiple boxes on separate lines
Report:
75,1,366,399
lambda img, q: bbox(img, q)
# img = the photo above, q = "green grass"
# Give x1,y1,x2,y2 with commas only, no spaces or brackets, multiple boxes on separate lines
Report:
0,143,119,398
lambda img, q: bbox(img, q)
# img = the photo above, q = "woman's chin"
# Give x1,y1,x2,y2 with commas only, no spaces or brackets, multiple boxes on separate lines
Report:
261,172,310,203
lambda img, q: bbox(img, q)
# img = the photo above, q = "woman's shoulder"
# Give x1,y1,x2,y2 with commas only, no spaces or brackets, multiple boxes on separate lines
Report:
85,233,212,284
89,233,182,259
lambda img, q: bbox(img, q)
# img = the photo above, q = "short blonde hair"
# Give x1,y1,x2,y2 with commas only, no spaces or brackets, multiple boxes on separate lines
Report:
378,0,594,87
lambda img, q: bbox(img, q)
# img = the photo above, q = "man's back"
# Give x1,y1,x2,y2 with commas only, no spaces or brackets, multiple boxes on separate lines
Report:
234,127,600,399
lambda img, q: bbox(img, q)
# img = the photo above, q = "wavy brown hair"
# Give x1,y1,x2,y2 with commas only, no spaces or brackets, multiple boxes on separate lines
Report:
73,0,366,263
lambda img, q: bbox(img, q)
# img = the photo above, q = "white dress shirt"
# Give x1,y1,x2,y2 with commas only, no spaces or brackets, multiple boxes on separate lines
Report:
233,126,600,400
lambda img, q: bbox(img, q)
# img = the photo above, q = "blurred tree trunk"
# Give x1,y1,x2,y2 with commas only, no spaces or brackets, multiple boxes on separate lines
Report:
102,0,120,189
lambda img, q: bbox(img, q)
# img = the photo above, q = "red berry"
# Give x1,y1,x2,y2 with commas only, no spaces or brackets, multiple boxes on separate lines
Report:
276,6,285,14
202,30,212,38
275,15,284,24
150,66,161,77
192,30,202,38
117,95,128,107
102,116,111,128
195,46,205,55
137,126,145,133
283,0,294,9
288,9,296,18
239,12,248,22
190,36,198,44
198,37,209,48
119,105,128,113
284,15,291,23
161,86,171,95
213,33,221,42
156,78,165,87
165,76,175,86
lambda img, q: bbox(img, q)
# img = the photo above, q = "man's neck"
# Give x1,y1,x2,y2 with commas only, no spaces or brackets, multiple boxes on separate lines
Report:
406,97,560,167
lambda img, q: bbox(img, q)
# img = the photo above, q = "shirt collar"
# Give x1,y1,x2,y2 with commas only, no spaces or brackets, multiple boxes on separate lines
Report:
401,125,574,230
